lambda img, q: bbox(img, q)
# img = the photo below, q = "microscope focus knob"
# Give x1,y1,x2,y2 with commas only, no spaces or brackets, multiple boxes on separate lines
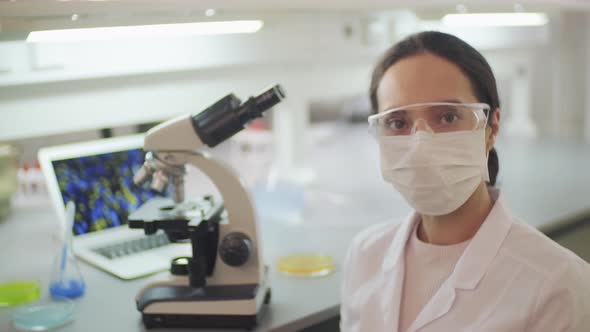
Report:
219,232,252,267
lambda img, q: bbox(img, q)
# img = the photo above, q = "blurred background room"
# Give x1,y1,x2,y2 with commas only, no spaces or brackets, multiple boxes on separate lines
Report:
1,1,590,331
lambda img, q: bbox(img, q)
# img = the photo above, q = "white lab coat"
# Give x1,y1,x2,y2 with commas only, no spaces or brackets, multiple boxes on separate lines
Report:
340,192,590,331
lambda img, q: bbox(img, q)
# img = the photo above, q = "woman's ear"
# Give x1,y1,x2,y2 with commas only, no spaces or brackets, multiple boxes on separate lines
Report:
486,109,500,152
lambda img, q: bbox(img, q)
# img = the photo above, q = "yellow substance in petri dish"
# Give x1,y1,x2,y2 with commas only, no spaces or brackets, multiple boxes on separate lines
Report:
276,254,335,277
0,281,40,307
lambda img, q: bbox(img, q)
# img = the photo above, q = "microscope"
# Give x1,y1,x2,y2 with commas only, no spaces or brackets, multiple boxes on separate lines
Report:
128,85,285,329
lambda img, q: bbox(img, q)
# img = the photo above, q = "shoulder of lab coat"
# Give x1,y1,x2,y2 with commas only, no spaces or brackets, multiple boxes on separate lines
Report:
505,219,590,332
342,220,404,285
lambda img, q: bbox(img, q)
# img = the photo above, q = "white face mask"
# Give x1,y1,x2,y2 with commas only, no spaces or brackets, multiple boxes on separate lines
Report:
379,128,489,216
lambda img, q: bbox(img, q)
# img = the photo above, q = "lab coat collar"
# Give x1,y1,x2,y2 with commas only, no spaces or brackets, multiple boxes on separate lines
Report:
378,211,417,329
382,188,512,291
410,189,513,332
381,188,513,331
448,189,513,290
382,212,418,272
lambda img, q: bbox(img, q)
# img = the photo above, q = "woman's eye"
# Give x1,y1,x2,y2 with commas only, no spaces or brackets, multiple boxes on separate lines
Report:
387,119,407,130
441,113,459,124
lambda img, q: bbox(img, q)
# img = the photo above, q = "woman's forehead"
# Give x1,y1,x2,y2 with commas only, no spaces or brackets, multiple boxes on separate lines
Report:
376,53,477,112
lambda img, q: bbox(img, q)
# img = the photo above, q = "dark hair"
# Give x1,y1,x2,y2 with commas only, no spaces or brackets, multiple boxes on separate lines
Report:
369,31,500,186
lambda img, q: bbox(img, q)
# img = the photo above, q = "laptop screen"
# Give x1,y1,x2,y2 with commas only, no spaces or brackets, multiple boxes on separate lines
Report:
52,148,167,235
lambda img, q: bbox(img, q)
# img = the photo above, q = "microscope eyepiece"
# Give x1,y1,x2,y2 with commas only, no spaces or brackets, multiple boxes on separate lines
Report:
191,84,286,148
253,85,286,113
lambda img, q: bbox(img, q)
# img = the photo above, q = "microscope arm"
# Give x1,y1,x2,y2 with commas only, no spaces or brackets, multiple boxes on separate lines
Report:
144,114,205,152
145,151,263,286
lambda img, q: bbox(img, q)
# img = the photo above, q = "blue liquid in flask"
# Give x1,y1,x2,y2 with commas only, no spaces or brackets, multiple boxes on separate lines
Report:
49,279,85,299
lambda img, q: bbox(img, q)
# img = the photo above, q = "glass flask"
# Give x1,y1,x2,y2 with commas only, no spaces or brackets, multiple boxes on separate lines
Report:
49,201,85,299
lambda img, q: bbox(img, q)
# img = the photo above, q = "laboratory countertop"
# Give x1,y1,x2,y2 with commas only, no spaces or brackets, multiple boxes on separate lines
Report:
0,206,359,332
2,124,590,331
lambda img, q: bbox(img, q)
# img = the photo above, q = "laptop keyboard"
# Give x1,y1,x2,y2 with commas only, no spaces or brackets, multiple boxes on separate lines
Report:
92,233,171,260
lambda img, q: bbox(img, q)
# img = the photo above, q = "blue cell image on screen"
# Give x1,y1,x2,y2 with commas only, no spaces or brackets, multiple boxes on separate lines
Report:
53,149,168,235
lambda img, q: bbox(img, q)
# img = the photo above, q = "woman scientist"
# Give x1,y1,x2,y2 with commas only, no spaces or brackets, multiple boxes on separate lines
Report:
340,31,590,331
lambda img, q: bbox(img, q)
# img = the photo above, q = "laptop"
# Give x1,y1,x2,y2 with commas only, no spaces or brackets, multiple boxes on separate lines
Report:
38,134,192,280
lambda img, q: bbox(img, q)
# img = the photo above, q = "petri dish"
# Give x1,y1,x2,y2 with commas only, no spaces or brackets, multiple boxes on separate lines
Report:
0,281,40,307
276,254,335,278
11,297,74,331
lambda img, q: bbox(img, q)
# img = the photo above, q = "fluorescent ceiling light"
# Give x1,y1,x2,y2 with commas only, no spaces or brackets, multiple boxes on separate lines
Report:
442,13,548,27
27,20,264,43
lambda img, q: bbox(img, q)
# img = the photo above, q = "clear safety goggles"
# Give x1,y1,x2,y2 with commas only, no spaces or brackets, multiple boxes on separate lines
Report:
368,102,490,137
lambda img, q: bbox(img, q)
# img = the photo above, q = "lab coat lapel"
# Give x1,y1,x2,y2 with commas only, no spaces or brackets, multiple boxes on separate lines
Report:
380,213,419,330
406,280,457,332
407,193,514,332
450,194,513,290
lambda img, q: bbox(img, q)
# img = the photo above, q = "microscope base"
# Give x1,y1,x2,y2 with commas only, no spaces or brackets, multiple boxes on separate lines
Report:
137,284,271,330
